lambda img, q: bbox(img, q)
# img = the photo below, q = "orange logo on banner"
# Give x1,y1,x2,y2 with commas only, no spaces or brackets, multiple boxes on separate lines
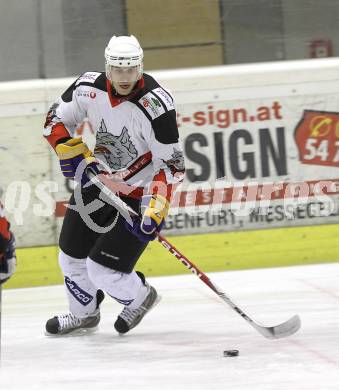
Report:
295,110,339,167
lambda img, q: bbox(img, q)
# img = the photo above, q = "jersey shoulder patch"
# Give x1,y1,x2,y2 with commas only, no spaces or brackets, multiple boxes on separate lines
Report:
152,87,175,111
138,92,167,120
133,74,179,144
75,72,102,86
137,74,175,120
62,72,106,102
76,72,106,91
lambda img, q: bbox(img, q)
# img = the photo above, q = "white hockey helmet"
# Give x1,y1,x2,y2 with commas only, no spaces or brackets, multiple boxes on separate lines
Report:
105,35,143,85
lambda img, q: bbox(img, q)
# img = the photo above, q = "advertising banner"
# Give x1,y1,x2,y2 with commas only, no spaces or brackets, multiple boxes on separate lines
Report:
53,96,339,237
0,61,339,246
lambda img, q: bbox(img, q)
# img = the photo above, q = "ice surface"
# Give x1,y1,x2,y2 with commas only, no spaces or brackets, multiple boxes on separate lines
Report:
1,263,339,390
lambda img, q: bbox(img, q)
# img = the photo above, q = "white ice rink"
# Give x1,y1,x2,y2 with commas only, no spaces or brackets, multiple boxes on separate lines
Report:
1,262,339,390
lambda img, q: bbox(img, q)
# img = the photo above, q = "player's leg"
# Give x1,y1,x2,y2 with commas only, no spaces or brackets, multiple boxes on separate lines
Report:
45,189,114,335
45,251,105,335
87,197,160,334
87,259,159,334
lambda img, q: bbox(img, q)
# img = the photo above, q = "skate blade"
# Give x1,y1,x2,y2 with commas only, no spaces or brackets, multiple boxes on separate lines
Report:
45,326,98,337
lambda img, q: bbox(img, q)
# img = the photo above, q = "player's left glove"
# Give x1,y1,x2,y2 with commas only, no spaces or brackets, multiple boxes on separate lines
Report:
55,137,99,186
126,194,169,242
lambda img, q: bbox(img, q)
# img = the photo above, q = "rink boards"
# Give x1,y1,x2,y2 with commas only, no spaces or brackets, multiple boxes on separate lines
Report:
0,59,338,287
5,221,339,289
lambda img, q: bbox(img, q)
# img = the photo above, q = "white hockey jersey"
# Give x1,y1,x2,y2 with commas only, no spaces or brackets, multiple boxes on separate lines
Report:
43,72,185,199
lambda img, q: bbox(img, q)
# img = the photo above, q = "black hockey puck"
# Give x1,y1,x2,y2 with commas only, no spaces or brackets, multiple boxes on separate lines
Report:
223,350,239,357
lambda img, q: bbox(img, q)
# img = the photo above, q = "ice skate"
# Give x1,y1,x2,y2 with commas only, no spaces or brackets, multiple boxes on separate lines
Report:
114,283,160,334
45,290,104,335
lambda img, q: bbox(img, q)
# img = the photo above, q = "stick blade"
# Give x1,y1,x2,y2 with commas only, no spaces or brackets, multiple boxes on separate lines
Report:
253,314,301,340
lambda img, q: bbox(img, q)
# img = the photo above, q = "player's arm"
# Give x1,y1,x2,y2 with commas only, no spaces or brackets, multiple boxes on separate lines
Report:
43,76,98,184
139,142,185,239
43,76,85,150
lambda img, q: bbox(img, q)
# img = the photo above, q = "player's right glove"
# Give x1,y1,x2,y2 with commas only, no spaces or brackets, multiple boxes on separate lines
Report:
55,137,99,186
126,194,169,242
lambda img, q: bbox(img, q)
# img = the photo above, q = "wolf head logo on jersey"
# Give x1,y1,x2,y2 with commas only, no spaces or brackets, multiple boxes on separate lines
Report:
162,148,185,179
94,119,138,170
44,102,61,129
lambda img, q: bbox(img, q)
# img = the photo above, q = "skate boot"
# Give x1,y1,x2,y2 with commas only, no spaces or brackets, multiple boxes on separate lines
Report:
45,289,104,335
114,281,160,334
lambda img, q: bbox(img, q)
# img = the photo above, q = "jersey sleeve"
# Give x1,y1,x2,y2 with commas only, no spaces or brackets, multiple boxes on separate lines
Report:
0,202,16,284
43,75,89,149
0,202,10,249
150,139,185,201
138,87,185,201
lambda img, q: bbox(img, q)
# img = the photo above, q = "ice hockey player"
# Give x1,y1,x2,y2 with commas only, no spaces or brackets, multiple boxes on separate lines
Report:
43,35,185,335
0,192,16,285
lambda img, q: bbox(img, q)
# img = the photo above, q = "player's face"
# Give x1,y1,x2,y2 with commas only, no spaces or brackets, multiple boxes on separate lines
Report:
108,66,140,95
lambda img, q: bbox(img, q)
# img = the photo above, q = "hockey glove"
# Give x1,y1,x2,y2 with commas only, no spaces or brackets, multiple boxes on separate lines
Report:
55,137,99,186
126,194,169,242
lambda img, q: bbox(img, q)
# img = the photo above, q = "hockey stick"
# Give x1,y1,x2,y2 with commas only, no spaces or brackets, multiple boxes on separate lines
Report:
87,171,301,339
